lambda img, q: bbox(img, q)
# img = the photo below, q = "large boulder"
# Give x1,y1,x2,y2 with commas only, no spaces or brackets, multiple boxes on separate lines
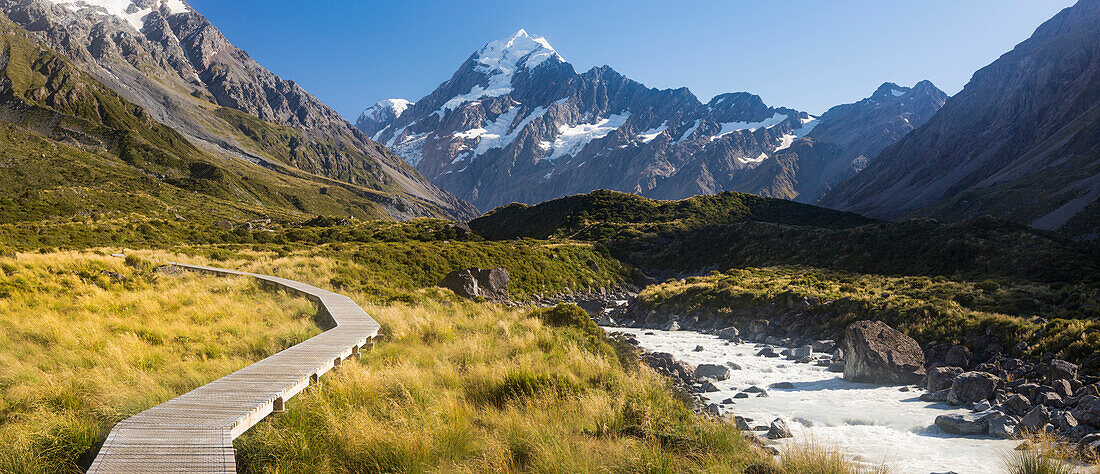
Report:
935,411,995,435
1073,397,1100,427
842,320,926,385
438,268,510,301
696,364,731,381
927,366,964,392
949,372,1000,405
1020,405,1053,432
1048,359,1078,382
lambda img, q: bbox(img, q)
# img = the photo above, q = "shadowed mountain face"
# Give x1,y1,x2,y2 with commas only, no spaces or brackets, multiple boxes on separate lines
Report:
0,0,477,220
821,0,1100,239
360,29,944,212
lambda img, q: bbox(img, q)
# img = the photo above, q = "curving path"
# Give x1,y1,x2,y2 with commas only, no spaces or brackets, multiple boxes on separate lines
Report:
88,262,380,473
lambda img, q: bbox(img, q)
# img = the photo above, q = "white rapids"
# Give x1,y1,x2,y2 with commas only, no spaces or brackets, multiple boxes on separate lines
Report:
608,327,1020,474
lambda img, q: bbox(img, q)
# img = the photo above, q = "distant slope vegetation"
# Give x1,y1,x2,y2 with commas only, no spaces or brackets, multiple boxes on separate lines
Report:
470,190,1100,284
0,13,431,223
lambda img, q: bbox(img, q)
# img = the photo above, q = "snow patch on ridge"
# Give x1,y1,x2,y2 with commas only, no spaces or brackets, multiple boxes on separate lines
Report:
638,122,669,143
545,113,631,161
47,0,191,31
711,112,788,141
774,115,819,152
453,106,549,157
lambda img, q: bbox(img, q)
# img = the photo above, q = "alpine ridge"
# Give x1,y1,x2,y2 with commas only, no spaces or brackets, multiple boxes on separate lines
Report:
360,29,945,211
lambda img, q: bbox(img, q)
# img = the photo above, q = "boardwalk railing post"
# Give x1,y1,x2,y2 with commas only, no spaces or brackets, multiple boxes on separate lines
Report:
273,397,285,413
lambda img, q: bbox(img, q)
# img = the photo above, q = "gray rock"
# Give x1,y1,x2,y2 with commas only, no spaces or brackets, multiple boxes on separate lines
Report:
663,320,681,332
812,340,836,353
744,385,766,393
927,366,964,392
734,392,750,399
973,400,992,412
439,268,510,301
716,327,740,340
734,416,752,431
756,346,779,358
1004,394,1032,416
702,403,721,417
695,364,731,381
988,414,1019,439
921,389,951,402
1072,397,1100,427
767,418,793,439
701,381,720,393
1052,411,1078,431
842,320,926,385
948,372,1000,405
1020,405,1052,432
1048,359,1078,382
1036,391,1065,409
791,345,813,359
693,345,705,352
770,382,796,390
828,360,846,373
726,362,743,370
944,345,973,368
936,411,994,435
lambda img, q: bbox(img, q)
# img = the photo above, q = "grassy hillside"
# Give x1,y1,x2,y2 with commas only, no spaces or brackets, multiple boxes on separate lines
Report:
470,190,873,241
0,252,320,472
470,191,1100,284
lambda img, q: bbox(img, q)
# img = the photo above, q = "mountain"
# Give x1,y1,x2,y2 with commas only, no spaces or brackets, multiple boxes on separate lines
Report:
821,0,1100,239
360,29,944,211
0,10,435,223
0,0,476,220
747,81,947,202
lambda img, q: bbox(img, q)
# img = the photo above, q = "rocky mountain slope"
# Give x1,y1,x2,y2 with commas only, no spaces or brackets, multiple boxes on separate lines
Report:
821,0,1100,239
0,0,476,220
361,29,944,211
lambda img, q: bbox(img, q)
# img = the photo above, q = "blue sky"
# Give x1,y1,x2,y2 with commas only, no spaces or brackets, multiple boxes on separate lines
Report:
188,0,1075,119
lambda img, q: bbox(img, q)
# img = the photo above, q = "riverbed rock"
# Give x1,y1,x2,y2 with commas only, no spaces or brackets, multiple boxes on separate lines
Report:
812,340,837,353
842,320,926,385
791,345,813,359
1073,398,1100,427
1020,405,1052,432
744,385,766,394
944,345,973,368
1048,359,1078,382
1036,391,1065,408
756,346,779,358
770,382,795,390
1004,394,1032,416
949,372,1000,405
696,364,731,381
828,360,845,373
1052,411,1078,431
701,380,720,393
693,345,705,352
988,414,1020,439
767,418,793,439
734,416,753,431
663,320,681,331
935,411,994,435
643,352,695,385
928,366,964,392
717,327,740,340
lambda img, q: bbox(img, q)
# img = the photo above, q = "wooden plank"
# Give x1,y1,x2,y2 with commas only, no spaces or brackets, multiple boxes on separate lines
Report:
88,263,379,473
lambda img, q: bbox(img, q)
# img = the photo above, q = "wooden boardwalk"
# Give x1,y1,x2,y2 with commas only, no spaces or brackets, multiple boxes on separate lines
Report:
88,263,380,473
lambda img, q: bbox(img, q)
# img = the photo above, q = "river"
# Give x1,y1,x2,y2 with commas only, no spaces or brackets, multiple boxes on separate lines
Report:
608,327,1020,474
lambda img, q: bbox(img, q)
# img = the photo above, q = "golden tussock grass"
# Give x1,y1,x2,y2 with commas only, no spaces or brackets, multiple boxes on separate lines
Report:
0,251,321,472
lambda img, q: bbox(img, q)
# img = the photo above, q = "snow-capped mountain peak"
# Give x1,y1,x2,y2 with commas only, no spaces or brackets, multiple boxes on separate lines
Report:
46,0,192,31
474,29,564,75
361,99,412,122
